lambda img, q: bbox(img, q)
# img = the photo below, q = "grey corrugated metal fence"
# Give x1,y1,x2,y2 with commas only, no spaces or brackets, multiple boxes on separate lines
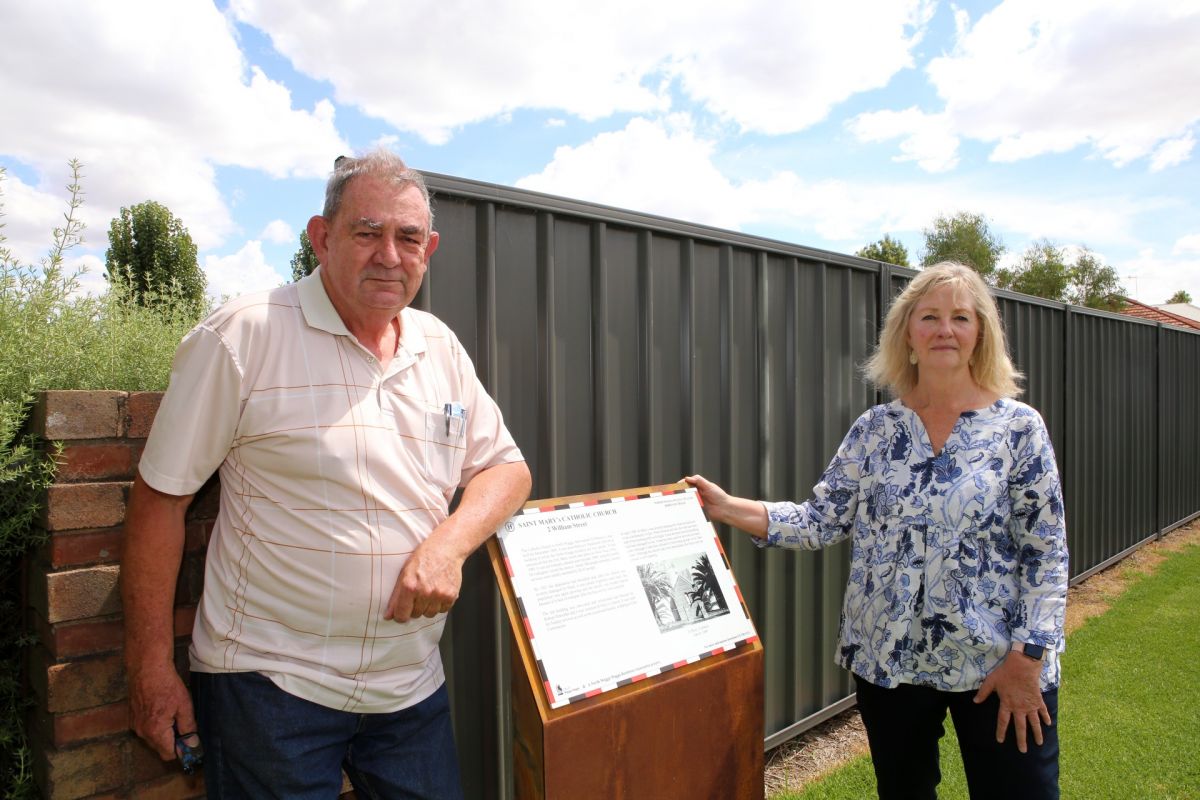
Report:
415,173,1200,798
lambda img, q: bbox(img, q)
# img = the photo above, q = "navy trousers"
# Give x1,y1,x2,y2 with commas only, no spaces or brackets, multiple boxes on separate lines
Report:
192,671,463,800
854,675,1059,800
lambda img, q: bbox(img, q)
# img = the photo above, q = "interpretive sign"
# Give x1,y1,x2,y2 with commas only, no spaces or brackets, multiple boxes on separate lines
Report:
493,484,759,709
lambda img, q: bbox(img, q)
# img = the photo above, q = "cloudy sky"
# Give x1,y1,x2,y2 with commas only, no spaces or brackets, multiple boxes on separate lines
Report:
2,0,1198,306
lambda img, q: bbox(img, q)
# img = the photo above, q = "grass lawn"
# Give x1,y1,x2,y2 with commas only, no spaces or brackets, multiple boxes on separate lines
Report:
775,536,1200,799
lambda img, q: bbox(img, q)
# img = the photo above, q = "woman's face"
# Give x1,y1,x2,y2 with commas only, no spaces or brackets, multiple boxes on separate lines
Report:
906,283,980,375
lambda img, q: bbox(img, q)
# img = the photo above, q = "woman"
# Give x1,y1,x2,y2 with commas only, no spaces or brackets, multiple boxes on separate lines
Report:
687,262,1067,799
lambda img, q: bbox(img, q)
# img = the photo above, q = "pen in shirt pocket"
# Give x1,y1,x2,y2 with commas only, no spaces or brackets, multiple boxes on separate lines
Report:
443,402,467,435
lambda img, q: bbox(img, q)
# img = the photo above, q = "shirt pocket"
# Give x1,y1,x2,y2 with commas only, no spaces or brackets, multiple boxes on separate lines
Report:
424,407,468,489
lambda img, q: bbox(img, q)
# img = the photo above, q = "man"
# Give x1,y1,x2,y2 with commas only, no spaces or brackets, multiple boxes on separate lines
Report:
122,150,531,798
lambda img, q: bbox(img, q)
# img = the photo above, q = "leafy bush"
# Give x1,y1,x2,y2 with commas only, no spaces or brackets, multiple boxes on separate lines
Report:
0,161,206,798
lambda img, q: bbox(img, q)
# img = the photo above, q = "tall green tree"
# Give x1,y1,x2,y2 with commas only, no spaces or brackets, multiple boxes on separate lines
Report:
857,234,910,267
995,239,1071,302
105,200,205,309
1069,249,1125,311
290,230,319,281
1165,289,1192,304
994,241,1126,311
920,212,1005,278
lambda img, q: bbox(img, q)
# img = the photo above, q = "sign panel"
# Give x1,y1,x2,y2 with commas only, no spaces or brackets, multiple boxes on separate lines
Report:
494,485,759,708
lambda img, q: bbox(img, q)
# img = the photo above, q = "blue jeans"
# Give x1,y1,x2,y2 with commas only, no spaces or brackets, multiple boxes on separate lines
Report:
854,675,1059,800
192,671,463,800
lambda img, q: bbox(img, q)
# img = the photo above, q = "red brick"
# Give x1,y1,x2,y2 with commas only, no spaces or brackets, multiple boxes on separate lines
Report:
32,390,125,440
35,564,122,624
57,442,135,482
48,528,123,568
36,737,127,799
129,771,206,799
128,735,179,784
48,701,130,747
124,392,164,439
43,652,127,713
43,482,128,531
47,616,126,659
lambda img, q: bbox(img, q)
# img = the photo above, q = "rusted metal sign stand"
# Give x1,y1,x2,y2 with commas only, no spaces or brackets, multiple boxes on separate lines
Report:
487,484,765,800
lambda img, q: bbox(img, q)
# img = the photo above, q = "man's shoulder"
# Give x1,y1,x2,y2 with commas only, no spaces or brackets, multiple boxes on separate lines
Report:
200,282,301,339
401,307,463,351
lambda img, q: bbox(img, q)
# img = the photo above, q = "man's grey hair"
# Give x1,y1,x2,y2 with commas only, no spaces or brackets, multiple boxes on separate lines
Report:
323,149,434,230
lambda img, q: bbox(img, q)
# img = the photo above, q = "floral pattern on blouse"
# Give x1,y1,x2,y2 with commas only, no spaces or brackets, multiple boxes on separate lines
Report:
762,398,1068,691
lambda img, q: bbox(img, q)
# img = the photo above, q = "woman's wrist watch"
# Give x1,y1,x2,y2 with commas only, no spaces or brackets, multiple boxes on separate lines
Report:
1011,641,1046,660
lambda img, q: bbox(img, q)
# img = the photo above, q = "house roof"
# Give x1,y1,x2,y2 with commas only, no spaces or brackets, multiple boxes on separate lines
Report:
1117,297,1200,331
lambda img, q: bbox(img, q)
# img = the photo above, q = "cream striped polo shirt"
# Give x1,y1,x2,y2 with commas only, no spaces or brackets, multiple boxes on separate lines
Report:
139,269,524,713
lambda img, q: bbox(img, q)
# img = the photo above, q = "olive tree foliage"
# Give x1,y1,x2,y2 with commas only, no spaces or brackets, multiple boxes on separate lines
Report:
1166,290,1192,304
3,162,202,797
1068,249,1125,311
105,200,205,310
995,240,1126,310
920,212,1005,278
291,230,319,281
995,239,1072,302
857,234,910,267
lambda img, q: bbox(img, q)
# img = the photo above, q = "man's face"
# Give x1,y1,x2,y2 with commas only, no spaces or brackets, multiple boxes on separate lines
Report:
308,175,439,324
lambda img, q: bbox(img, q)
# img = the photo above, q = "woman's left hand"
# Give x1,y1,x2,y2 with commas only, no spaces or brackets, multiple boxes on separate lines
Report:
973,650,1052,753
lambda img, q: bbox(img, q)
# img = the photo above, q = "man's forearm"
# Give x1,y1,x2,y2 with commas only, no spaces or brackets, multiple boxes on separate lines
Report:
121,474,194,673
435,460,532,557
384,460,532,621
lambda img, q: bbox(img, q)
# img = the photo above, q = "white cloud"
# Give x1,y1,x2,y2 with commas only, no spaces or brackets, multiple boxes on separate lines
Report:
1173,234,1200,256
846,107,960,172
67,255,110,298
0,0,348,253
230,0,933,140
517,116,744,227
1116,247,1200,305
667,2,935,135
259,219,295,244
516,117,1156,253
0,172,78,267
924,0,1200,169
1150,133,1196,172
203,240,286,301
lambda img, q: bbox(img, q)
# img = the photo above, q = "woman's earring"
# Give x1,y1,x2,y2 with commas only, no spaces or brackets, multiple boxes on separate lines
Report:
909,350,918,365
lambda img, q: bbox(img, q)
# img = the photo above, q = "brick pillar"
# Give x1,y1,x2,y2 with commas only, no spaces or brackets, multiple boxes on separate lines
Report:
24,390,212,800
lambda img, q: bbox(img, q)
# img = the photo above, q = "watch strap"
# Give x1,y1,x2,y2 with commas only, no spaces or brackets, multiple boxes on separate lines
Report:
1011,641,1046,660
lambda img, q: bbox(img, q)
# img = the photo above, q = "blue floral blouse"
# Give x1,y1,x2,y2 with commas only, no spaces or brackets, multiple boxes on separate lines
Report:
762,398,1068,692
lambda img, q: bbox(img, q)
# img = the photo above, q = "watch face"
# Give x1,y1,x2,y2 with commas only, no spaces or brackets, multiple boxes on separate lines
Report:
1023,643,1046,660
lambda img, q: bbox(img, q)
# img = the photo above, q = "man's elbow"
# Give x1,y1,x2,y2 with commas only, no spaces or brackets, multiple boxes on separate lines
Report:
508,460,533,501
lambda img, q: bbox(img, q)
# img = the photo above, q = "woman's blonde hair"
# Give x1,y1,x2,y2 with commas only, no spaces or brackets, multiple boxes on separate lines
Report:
863,261,1022,398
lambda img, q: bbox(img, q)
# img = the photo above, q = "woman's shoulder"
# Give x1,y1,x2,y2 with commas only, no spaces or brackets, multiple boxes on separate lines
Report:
844,400,906,440
994,397,1047,427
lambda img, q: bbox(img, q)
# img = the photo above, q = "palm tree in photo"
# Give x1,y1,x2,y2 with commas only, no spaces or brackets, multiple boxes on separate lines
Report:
688,554,727,613
637,564,680,624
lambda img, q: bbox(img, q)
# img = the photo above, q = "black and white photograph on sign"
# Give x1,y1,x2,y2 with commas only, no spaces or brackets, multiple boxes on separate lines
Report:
495,487,758,709
637,553,729,633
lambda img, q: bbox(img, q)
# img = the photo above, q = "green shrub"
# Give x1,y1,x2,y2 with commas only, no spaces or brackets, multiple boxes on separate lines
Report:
0,161,206,798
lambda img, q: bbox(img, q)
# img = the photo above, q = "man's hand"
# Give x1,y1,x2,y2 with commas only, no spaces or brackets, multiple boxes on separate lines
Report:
122,475,196,760
127,663,197,761
974,649,1051,753
384,536,465,622
383,461,530,623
